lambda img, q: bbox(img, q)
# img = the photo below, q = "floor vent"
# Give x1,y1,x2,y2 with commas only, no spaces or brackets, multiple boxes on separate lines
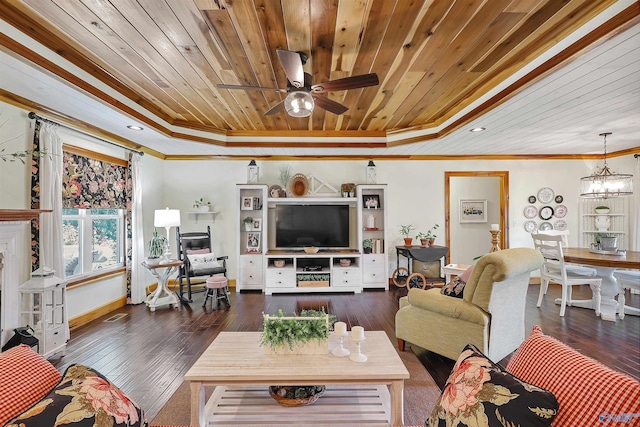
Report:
104,313,128,322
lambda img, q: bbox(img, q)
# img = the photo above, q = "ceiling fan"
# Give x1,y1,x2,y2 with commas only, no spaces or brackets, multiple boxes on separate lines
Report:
217,49,379,117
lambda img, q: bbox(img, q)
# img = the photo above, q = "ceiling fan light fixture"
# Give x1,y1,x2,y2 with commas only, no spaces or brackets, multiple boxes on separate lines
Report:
580,132,633,198
285,91,314,117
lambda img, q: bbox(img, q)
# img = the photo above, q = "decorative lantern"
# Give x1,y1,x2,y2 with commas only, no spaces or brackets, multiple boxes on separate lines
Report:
366,160,377,184
247,160,259,183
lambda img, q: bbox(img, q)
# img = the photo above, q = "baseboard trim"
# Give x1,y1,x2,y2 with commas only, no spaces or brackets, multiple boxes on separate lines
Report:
69,296,127,331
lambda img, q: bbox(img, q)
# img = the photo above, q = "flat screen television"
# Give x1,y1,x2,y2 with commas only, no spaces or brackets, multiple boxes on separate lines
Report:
275,204,350,249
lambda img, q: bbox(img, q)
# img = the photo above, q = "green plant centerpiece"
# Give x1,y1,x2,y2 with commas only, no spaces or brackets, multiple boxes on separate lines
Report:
262,309,334,406
260,309,335,353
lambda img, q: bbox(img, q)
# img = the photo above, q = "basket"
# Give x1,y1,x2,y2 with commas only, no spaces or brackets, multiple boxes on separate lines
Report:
269,386,325,407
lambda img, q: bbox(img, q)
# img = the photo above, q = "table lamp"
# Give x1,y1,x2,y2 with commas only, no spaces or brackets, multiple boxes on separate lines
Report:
154,208,181,263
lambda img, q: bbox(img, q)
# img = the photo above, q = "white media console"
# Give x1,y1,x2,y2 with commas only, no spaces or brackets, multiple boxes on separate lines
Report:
236,183,388,294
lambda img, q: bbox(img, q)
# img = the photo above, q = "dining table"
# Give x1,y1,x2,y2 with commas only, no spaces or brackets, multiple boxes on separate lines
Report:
563,248,640,322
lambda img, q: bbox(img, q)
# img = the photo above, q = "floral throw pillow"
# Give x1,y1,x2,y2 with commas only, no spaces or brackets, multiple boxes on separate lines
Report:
5,364,147,427
427,344,558,427
441,278,466,298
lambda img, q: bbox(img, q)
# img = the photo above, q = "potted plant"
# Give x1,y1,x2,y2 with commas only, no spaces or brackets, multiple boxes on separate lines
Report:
146,228,167,264
340,183,356,197
416,232,429,247
426,223,439,246
595,205,610,214
194,197,211,212
399,224,415,246
260,309,335,353
279,164,291,196
243,216,254,231
362,239,373,254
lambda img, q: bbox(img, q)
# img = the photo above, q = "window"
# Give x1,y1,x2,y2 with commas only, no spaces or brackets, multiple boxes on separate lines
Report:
62,208,124,278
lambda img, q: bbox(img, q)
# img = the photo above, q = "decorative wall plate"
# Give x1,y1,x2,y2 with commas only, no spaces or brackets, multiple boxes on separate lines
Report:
539,205,554,220
537,187,554,204
524,220,537,233
539,221,553,231
523,205,537,219
528,195,537,203
555,195,563,203
289,174,309,197
554,205,568,218
554,220,568,231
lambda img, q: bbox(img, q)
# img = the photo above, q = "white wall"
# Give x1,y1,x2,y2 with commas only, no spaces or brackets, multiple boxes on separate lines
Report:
2,100,637,319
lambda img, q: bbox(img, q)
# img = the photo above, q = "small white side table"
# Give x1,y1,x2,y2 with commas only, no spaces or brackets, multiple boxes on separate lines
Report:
443,263,472,283
142,260,181,311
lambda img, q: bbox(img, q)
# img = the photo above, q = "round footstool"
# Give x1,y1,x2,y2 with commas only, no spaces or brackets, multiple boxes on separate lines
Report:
203,276,230,308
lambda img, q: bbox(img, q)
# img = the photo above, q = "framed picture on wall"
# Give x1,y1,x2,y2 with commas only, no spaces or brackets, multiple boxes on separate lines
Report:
459,199,487,223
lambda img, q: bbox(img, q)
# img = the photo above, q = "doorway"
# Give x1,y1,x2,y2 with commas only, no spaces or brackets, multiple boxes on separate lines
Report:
445,171,509,264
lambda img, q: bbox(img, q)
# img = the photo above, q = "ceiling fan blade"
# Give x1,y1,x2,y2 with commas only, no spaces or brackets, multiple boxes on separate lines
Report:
264,99,286,116
313,96,349,115
277,49,305,88
217,84,286,92
311,73,379,93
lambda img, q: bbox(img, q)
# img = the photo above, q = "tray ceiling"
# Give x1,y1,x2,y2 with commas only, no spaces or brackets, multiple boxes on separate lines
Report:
0,0,639,157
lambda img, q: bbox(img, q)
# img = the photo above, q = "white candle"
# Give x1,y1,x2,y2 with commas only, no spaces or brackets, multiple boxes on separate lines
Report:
351,326,365,340
334,321,346,335
491,224,499,230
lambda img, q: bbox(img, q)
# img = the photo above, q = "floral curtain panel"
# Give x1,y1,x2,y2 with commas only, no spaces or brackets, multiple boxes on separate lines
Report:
61,152,127,209
31,123,138,301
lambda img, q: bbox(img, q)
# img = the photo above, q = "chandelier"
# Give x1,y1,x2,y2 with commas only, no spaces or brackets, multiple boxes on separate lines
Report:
580,132,633,198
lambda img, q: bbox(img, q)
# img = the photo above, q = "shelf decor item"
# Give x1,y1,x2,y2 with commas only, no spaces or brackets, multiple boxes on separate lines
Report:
289,173,309,197
193,197,211,212
247,159,259,183
594,206,610,214
366,160,377,184
260,309,334,354
269,385,326,407
243,216,255,231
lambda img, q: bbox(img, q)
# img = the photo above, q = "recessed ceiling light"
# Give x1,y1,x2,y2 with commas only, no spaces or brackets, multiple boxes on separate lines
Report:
127,125,144,131
469,127,486,132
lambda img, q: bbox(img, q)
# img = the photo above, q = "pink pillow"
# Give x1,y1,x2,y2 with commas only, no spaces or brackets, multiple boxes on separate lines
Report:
0,344,62,425
186,248,210,255
459,264,475,282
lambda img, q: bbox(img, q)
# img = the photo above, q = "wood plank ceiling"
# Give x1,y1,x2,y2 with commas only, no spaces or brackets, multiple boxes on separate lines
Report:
1,0,636,152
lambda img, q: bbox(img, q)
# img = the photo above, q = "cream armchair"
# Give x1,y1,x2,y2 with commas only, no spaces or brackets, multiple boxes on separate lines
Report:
395,248,543,362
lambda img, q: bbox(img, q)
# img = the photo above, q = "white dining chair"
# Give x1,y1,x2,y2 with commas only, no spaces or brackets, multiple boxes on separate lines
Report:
535,230,597,277
532,233,602,317
613,270,640,319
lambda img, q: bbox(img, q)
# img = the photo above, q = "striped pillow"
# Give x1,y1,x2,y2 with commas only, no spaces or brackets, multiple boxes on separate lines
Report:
0,344,62,425
507,326,640,426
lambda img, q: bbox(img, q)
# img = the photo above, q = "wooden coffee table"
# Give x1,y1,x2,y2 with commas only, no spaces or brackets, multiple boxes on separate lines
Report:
185,331,410,426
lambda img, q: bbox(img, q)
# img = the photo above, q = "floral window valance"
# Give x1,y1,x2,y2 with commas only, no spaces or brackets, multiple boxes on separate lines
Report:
62,151,127,209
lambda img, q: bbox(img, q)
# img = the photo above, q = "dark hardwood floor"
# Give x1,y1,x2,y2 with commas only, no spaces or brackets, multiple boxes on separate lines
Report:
51,283,640,421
